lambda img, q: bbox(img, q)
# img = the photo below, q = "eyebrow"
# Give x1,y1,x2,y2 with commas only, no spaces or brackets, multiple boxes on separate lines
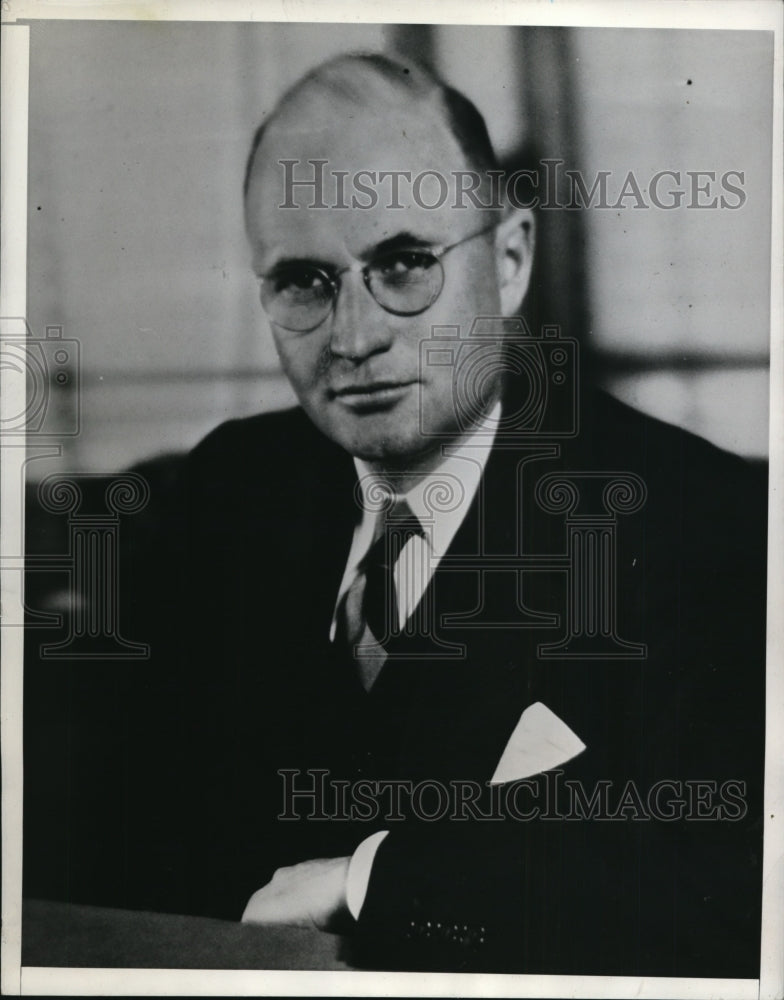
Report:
363,231,439,258
258,254,337,277
257,231,440,277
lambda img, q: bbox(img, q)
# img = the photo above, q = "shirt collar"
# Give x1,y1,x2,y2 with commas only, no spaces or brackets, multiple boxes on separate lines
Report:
353,400,501,558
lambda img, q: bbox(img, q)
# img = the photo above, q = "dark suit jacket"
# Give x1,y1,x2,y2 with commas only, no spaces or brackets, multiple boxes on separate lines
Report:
23,389,767,977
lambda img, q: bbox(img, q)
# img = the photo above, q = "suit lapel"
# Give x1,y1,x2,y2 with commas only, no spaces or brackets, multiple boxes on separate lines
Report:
366,440,553,781
320,429,612,785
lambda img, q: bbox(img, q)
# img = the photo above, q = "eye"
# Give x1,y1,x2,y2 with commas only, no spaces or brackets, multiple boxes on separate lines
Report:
266,264,333,302
373,250,438,286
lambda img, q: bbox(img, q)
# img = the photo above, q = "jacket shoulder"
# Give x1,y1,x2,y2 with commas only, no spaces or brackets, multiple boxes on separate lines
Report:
180,406,356,519
189,406,330,468
585,389,767,568
586,390,766,502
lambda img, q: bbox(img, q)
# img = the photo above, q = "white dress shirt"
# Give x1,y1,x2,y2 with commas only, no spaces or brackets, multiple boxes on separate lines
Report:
330,401,501,643
334,403,501,918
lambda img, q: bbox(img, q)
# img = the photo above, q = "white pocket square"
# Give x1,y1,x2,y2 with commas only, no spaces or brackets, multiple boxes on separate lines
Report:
490,701,586,785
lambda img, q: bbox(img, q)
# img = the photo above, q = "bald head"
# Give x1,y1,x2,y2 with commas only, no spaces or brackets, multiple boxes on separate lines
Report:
241,51,535,467
243,52,499,199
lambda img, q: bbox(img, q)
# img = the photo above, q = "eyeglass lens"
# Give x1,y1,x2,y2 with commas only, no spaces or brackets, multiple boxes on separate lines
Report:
260,249,444,332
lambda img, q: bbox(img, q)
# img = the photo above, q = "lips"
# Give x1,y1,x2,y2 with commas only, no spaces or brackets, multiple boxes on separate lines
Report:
330,379,418,411
332,379,416,397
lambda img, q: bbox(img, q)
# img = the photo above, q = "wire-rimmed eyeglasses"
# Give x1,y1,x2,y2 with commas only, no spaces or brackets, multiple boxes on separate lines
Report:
257,220,500,333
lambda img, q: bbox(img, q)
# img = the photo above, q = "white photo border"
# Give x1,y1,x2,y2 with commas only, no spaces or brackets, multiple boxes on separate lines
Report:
1,2,782,997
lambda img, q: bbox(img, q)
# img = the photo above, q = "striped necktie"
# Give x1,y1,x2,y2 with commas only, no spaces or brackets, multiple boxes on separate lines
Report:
341,499,423,690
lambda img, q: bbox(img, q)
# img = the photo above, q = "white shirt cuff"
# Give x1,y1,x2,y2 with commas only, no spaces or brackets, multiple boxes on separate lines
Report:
345,829,389,919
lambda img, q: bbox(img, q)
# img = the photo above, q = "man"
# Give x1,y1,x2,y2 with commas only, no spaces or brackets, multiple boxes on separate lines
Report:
26,53,766,976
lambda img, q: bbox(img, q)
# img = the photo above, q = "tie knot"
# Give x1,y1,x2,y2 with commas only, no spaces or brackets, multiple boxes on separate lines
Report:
364,499,423,572
373,497,422,540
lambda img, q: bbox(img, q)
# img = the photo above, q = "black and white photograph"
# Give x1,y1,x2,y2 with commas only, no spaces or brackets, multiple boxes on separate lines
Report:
1,1,782,996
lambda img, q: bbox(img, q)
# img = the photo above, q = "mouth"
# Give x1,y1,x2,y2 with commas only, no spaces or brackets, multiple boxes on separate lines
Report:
330,380,418,412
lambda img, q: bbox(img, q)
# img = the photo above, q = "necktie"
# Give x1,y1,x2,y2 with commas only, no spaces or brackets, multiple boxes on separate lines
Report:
341,499,423,690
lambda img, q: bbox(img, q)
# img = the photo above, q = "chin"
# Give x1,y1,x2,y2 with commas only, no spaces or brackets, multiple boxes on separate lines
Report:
310,402,453,464
338,423,432,465
345,435,424,464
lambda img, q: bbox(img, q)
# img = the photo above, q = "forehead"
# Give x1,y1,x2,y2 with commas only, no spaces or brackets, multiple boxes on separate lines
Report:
245,95,480,263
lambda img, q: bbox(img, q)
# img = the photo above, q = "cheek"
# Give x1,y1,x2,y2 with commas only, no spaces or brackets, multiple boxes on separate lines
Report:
438,254,501,328
274,334,328,392
423,363,457,412
428,274,500,340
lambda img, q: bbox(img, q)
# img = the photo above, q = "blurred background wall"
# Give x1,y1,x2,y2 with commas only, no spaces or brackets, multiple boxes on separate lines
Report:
24,21,773,479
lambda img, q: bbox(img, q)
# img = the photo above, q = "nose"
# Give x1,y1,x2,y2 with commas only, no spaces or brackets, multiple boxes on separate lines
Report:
328,270,393,362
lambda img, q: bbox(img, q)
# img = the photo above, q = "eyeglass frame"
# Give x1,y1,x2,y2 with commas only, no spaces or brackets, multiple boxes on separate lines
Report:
257,218,502,333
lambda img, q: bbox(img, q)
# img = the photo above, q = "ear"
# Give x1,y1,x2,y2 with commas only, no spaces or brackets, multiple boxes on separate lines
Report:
495,208,535,316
